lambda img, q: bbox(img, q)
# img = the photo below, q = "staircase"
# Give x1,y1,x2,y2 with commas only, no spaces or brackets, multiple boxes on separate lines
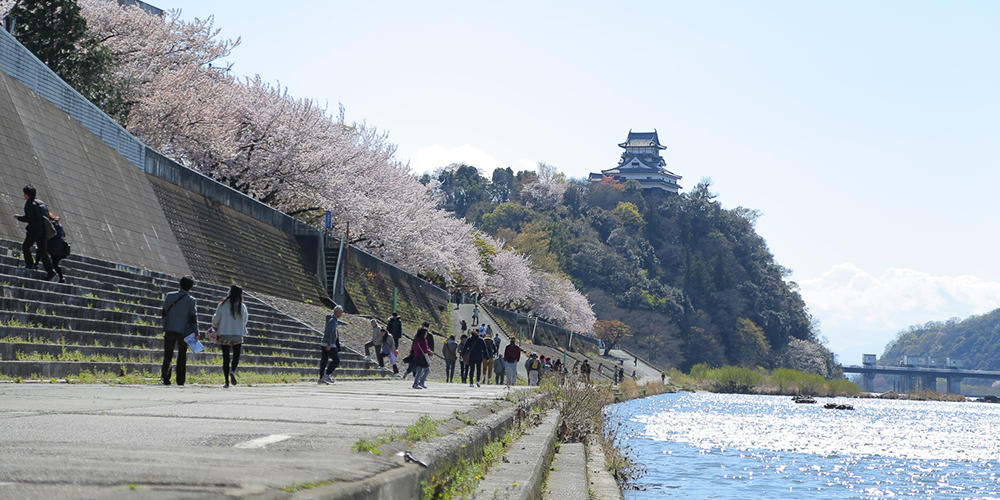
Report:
0,240,386,382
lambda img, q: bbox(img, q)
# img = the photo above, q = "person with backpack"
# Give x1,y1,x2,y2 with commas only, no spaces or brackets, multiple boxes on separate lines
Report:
13,185,55,280
212,285,248,388
526,353,542,386
44,214,70,283
482,331,496,384
472,304,480,326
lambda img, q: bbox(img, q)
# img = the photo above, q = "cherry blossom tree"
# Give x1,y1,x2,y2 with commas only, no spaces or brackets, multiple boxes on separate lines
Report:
6,1,597,329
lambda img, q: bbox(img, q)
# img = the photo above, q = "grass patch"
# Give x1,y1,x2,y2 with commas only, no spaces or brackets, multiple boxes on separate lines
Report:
280,479,336,492
420,419,522,499
351,415,449,456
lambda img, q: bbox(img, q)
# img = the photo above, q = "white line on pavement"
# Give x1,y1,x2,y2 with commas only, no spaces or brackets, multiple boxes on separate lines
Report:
234,434,293,449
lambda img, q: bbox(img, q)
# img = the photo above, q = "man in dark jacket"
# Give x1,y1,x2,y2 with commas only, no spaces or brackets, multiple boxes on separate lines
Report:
161,276,198,386
320,306,346,384
13,185,54,280
387,312,403,347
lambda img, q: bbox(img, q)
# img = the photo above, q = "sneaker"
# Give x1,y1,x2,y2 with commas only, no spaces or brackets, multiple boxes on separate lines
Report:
364,355,372,362
392,373,402,378
419,384,428,389
44,271,55,281
476,382,481,388
318,377,330,385
230,373,238,386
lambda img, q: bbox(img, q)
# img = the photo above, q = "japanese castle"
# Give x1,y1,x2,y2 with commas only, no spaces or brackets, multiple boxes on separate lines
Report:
588,130,682,193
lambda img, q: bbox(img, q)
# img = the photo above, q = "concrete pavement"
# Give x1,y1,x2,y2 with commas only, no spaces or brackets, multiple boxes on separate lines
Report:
605,348,664,384
0,380,520,499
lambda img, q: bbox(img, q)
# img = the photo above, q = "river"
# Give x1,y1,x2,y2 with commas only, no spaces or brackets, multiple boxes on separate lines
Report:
606,392,1000,498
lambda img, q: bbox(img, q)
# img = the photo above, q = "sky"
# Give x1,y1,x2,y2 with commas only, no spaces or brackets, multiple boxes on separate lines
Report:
164,1,1000,365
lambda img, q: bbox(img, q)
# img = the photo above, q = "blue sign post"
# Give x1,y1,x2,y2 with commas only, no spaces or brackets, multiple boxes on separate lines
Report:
324,210,332,230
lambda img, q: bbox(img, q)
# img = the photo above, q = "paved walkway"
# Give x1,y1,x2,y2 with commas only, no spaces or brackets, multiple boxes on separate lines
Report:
0,380,516,499
606,348,664,384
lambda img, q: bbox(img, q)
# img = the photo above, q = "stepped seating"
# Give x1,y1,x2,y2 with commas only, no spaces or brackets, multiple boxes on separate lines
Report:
0,240,387,382
342,249,450,334
149,176,327,305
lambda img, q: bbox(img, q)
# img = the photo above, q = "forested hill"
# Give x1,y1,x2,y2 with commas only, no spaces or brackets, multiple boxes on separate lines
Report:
881,310,1000,370
426,165,836,374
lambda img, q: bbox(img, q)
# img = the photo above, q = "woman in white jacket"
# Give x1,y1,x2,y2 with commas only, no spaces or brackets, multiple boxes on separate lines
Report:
213,285,249,388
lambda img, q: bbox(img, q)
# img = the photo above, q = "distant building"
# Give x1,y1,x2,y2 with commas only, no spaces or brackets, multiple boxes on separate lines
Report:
589,130,681,194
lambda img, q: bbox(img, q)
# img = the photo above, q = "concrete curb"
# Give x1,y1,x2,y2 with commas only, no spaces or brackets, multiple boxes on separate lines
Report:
293,392,546,500
473,409,560,500
586,437,623,500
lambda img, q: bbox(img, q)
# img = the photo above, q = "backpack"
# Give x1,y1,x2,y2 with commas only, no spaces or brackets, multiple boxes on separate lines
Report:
530,359,540,370
42,215,59,241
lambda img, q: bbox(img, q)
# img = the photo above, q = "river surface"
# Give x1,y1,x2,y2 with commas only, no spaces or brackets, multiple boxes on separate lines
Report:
606,392,1000,498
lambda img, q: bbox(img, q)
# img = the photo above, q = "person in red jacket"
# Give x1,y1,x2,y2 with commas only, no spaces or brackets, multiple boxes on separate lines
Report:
502,340,523,387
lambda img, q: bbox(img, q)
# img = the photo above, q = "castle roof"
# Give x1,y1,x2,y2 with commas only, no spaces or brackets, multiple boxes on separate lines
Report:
618,130,666,150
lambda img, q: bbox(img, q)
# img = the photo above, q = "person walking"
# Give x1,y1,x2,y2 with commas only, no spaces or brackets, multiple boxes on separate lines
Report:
460,319,467,335
422,323,435,354
364,319,383,366
160,276,198,386
411,329,433,389
387,312,403,348
503,339,522,387
472,304,480,326
580,360,592,384
13,185,55,280
526,353,542,386
482,331,496,384
380,327,399,377
212,285,248,388
319,306,345,384
458,333,469,384
462,329,488,387
44,214,70,283
443,335,458,383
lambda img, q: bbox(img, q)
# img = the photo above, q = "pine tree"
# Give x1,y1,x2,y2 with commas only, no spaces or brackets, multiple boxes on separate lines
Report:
8,0,129,122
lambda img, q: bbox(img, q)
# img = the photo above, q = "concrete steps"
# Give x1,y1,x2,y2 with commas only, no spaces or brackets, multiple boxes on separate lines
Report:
543,442,589,500
0,240,388,381
474,409,560,500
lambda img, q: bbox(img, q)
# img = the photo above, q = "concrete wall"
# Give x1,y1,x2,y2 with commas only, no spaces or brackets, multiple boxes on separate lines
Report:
0,71,191,278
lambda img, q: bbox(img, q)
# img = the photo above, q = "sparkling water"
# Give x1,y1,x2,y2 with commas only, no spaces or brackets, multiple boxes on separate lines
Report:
606,392,1000,498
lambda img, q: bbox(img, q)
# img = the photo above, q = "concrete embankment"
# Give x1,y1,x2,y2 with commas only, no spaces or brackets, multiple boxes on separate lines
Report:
0,380,537,499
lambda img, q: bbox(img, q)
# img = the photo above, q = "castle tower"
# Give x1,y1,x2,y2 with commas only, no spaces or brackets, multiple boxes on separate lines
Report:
589,130,682,193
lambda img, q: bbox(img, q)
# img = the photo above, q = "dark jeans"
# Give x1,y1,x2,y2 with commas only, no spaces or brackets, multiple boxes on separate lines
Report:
222,344,241,380
495,361,504,384
460,361,468,383
161,332,188,385
468,361,482,385
445,359,456,382
319,348,340,378
22,232,52,272
364,342,385,366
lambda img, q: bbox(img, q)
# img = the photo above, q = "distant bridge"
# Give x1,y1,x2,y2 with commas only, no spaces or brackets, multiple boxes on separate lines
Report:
843,361,1000,394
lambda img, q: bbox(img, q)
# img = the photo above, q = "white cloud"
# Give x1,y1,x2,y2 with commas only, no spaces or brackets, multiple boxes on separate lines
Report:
798,264,1000,362
409,144,514,174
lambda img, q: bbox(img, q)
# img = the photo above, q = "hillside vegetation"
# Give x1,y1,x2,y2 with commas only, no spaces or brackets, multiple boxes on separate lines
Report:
881,309,1000,370
430,164,834,373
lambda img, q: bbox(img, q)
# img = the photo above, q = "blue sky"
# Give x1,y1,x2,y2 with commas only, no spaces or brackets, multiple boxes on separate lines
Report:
164,1,1000,364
